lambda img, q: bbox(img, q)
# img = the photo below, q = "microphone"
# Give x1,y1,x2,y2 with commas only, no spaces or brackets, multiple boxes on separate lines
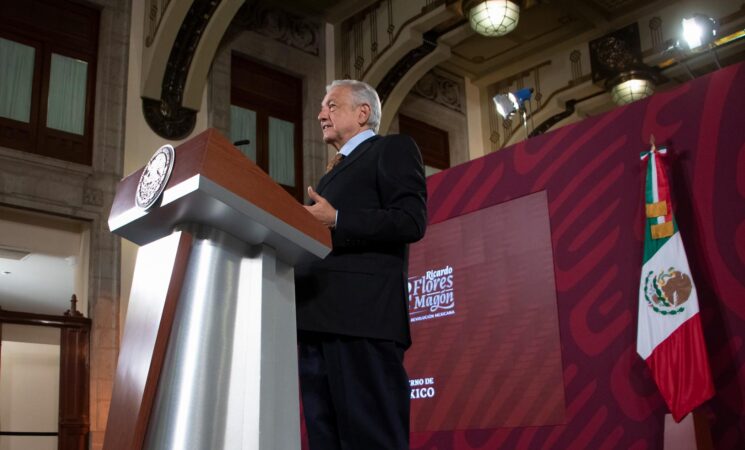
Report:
233,139,251,146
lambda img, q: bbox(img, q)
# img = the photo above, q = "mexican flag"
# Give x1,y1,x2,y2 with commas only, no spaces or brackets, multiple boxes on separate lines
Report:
637,146,714,422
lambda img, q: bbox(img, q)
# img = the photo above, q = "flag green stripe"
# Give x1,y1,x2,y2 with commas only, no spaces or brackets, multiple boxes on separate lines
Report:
645,153,656,204
643,217,677,263
642,151,678,264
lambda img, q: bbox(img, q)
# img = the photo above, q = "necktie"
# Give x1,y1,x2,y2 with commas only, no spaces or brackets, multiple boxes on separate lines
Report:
325,152,345,173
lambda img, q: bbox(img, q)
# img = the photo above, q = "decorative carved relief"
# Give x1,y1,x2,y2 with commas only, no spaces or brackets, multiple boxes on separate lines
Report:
370,7,379,59
649,17,664,52
412,70,465,114
145,0,173,47
340,0,445,81
570,49,583,83
354,20,364,78
589,22,644,84
533,67,543,107
342,22,351,78
83,187,103,207
233,2,321,56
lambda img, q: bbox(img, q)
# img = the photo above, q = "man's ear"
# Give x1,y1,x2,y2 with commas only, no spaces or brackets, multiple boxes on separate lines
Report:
358,103,371,126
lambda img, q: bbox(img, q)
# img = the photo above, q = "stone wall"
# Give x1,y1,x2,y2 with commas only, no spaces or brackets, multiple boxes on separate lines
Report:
0,0,131,448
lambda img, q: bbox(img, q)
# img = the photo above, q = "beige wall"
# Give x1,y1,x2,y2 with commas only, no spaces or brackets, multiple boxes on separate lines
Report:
465,76,486,161
0,325,60,450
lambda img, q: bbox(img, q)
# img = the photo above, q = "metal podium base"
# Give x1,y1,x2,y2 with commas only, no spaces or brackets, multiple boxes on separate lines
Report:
142,226,300,450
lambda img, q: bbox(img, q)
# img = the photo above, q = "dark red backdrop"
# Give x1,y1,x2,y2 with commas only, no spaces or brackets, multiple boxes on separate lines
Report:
406,191,567,432
408,61,745,450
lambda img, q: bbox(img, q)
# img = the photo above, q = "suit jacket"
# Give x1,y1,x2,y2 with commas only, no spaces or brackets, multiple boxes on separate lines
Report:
295,134,427,347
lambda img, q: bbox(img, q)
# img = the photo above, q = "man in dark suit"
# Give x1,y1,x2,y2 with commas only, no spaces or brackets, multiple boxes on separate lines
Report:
295,79,427,450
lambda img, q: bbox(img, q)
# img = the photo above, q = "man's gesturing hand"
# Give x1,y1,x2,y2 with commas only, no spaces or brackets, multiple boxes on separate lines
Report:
304,186,337,229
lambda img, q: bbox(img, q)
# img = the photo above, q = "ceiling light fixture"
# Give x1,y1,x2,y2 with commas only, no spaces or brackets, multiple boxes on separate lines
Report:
609,70,655,105
463,0,520,37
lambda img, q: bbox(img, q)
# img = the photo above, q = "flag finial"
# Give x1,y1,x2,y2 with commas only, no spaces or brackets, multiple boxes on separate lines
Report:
650,134,657,152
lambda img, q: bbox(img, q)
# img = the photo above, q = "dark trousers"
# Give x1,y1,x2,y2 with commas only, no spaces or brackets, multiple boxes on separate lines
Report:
298,332,410,450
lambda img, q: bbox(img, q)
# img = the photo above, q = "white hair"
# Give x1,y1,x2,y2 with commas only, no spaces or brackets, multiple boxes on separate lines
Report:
327,80,382,133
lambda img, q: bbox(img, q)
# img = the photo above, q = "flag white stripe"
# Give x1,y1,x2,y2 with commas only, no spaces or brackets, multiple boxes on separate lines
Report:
637,231,699,359
651,153,659,203
650,153,665,225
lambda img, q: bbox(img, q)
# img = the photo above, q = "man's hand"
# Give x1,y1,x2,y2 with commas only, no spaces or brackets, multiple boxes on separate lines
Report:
304,186,337,229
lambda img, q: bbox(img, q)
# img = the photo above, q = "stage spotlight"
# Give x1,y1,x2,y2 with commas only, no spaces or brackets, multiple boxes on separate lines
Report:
493,87,533,119
512,87,533,107
493,87,534,137
493,93,518,118
680,14,717,50
463,0,520,37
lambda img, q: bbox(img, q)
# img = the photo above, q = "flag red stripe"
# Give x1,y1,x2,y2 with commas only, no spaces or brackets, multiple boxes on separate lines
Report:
645,314,714,422
654,152,674,222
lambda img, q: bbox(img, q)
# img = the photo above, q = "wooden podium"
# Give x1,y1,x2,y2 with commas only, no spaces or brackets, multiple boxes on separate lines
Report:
103,129,331,450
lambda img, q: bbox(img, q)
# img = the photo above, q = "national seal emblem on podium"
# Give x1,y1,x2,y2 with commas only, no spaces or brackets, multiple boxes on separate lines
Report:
136,144,175,210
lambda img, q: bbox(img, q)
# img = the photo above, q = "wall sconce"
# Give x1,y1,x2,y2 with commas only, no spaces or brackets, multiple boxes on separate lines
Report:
463,0,520,37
